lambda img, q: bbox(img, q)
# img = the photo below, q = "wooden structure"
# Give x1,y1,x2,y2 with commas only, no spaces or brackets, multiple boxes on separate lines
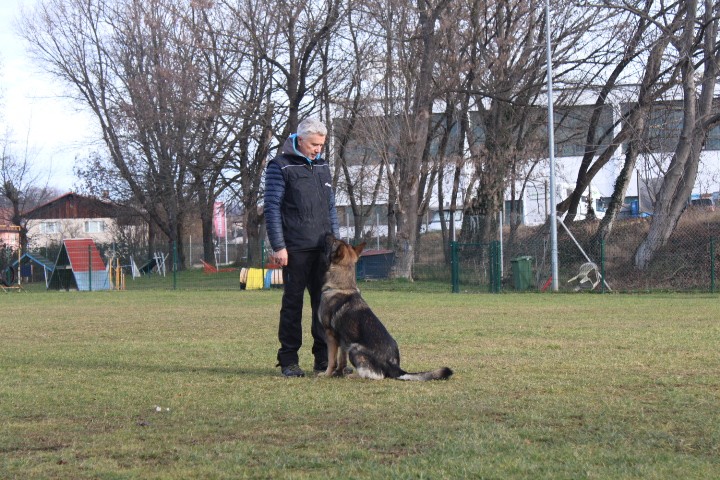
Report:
12,252,56,287
48,238,110,291
24,192,119,219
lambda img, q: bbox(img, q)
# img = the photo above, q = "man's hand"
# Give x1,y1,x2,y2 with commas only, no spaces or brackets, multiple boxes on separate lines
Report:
272,248,288,267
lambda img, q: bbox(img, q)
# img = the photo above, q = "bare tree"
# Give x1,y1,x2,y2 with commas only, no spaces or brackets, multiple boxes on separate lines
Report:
553,1,682,244
326,4,388,244
245,0,343,138
334,117,388,244
181,3,263,265
558,2,653,224
426,5,483,260
0,129,57,250
591,2,686,244
635,0,720,268
19,0,254,268
459,0,602,245
364,0,451,279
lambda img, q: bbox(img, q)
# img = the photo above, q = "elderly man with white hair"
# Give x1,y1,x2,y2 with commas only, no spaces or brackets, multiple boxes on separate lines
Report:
264,117,340,377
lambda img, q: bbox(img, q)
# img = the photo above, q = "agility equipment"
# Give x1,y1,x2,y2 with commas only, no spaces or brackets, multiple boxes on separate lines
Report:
239,267,282,289
567,262,601,291
11,252,55,288
48,238,110,291
107,254,126,290
201,259,235,273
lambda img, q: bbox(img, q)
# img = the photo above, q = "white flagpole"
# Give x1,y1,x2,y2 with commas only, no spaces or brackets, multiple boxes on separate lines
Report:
545,0,559,291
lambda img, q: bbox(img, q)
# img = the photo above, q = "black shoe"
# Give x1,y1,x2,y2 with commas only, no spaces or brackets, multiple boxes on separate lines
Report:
313,360,328,375
281,364,305,378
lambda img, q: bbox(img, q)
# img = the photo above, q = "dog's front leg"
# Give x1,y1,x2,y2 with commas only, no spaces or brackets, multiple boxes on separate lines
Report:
324,328,341,377
336,346,348,375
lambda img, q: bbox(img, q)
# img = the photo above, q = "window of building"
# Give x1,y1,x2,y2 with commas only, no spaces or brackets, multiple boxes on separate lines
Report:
621,100,720,153
643,104,683,153
554,105,615,157
40,221,60,234
371,205,388,226
428,113,463,158
334,116,399,167
504,199,524,225
85,220,105,233
470,105,615,158
705,124,720,150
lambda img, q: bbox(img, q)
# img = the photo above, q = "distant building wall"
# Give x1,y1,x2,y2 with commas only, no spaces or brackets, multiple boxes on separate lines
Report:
26,218,115,248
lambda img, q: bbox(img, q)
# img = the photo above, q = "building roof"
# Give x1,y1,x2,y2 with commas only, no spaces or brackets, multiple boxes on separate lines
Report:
23,192,121,220
12,252,56,272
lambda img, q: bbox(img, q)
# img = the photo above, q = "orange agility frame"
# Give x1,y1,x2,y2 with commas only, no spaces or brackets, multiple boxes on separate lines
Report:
200,259,236,274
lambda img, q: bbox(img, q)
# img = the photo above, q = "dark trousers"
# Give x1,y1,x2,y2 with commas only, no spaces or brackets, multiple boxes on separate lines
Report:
277,249,327,367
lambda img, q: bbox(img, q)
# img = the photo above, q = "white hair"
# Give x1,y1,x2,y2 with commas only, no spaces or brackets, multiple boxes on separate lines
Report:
297,118,327,138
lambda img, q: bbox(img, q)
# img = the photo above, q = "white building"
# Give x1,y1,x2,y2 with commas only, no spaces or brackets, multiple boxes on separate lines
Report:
332,102,720,232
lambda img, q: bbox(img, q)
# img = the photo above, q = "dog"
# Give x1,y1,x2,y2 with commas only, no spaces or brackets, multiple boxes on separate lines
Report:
319,235,453,381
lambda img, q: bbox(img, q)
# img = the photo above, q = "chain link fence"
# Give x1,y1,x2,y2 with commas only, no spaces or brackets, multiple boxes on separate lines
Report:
414,208,720,293
13,209,720,292
16,238,260,292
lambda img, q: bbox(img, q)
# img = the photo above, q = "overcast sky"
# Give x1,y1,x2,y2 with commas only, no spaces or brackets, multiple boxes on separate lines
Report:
1,0,97,192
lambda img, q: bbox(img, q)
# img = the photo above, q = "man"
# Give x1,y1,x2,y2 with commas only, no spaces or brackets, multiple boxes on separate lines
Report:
264,118,340,377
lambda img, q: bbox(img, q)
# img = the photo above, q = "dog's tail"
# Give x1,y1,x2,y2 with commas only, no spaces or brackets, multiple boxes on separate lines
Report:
396,367,453,381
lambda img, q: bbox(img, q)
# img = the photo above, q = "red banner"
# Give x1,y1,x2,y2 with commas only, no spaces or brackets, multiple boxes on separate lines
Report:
213,202,226,238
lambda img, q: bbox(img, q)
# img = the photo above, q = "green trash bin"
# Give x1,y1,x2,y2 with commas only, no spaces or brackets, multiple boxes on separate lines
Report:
511,256,533,291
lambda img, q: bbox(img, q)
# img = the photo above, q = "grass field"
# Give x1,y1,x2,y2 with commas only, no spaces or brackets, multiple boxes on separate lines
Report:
1,289,718,479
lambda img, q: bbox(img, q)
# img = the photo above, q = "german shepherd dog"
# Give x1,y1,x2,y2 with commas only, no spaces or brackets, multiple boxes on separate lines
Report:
319,235,453,381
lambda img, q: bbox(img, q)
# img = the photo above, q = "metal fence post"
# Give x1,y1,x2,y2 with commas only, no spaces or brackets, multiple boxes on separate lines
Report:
451,241,459,293
496,241,502,293
711,238,715,294
489,242,494,293
490,241,502,293
601,237,606,294
172,241,178,290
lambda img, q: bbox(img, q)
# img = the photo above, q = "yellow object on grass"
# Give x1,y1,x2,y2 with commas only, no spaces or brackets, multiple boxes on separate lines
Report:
244,268,265,290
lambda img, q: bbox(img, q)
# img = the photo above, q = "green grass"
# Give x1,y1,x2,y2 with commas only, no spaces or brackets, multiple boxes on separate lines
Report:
1,290,719,479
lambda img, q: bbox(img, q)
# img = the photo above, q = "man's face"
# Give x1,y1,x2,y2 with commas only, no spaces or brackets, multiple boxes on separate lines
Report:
297,133,326,159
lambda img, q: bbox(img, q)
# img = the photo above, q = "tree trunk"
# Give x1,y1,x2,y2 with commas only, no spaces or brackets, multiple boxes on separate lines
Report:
635,0,715,269
353,214,367,244
173,220,186,271
389,0,450,279
386,200,396,250
245,207,264,268
593,116,645,245
201,212,214,265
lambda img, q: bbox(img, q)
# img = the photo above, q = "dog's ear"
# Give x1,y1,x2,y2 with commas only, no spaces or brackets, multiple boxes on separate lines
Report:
334,242,348,261
354,242,366,256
